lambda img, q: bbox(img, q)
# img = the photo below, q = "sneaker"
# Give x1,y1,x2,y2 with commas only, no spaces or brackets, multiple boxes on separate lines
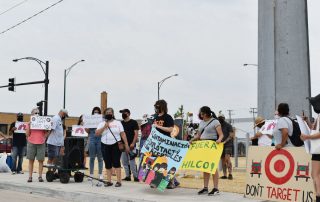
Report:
17,171,24,174
228,174,233,180
208,188,220,196
220,176,227,179
122,176,131,181
12,171,16,175
198,188,208,195
88,177,93,181
166,183,175,189
134,177,139,182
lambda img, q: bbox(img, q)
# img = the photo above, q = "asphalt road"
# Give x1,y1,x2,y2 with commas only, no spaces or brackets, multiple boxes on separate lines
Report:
0,189,70,202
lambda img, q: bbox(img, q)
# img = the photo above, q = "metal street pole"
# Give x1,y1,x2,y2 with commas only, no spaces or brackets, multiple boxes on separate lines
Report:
157,73,178,100
44,61,49,116
157,82,160,100
63,59,85,109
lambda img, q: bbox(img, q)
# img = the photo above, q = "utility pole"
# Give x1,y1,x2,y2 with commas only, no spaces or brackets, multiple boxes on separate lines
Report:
226,109,234,124
250,107,257,134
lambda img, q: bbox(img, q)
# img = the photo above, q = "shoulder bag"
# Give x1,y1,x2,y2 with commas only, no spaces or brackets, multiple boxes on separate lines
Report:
108,127,125,152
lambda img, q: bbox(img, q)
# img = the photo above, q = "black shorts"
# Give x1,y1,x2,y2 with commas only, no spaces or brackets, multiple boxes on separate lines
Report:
221,146,233,158
102,142,121,169
312,154,320,161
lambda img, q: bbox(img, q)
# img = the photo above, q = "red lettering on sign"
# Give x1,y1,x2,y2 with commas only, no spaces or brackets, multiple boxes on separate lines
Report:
267,186,300,201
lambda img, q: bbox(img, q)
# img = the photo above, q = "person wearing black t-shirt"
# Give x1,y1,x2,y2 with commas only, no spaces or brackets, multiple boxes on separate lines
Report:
120,109,139,182
9,113,27,174
153,99,180,189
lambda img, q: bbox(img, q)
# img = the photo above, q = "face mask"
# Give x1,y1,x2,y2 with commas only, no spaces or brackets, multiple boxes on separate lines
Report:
154,107,161,114
274,115,280,120
218,118,225,123
122,113,128,120
17,117,23,122
105,114,113,120
94,113,99,115
61,116,65,120
198,113,203,120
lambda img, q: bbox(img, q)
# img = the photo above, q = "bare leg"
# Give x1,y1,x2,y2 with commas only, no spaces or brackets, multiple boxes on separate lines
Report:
312,161,320,196
203,172,210,188
38,160,44,177
221,157,227,177
226,154,232,175
213,169,219,188
116,167,121,183
106,169,112,182
28,160,34,178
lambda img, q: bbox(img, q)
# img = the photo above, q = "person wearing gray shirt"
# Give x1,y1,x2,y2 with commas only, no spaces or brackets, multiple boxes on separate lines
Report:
273,103,293,149
190,106,224,196
47,109,68,166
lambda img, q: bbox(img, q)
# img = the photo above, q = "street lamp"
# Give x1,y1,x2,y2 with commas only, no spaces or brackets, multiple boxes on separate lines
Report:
243,63,258,67
63,59,85,109
13,57,49,115
157,73,178,100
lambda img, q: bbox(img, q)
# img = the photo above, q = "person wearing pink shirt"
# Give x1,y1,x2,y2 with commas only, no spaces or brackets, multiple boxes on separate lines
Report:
25,108,49,182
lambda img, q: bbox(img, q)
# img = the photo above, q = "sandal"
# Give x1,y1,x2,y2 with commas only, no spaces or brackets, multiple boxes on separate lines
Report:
27,177,32,183
104,182,113,187
38,177,44,182
115,182,122,187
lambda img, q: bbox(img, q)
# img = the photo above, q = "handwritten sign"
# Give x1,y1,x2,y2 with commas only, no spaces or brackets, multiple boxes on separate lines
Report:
83,114,103,128
259,120,277,135
14,122,28,133
71,125,88,137
180,140,223,174
245,146,313,202
30,116,52,130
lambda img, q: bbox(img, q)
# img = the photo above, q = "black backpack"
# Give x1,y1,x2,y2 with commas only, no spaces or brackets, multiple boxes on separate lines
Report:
287,117,304,147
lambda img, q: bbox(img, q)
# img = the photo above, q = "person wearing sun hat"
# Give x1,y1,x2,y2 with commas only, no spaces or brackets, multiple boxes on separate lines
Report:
251,116,272,146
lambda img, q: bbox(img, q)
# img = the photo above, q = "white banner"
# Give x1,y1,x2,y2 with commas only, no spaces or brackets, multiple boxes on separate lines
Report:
83,114,103,128
30,116,52,130
14,122,28,133
71,125,88,137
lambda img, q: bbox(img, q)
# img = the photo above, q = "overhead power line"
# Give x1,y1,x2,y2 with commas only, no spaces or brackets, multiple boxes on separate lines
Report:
0,0,29,17
0,0,65,36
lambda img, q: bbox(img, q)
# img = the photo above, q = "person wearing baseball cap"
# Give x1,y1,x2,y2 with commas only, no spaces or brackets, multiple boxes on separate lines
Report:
119,108,140,182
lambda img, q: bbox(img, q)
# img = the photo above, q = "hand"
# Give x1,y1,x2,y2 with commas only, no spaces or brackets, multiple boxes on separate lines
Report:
60,147,65,155
12,127,17,131
104,122,109,129
129,144,135,150
275,144,283,150
216,139,222,144
125,144,130,153
300,134,309,141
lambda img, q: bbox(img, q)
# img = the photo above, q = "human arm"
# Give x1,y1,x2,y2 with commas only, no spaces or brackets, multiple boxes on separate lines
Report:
215,125,224,143
301,132,320,141
120,132,130,153
95,122,108,136
275,128,288,150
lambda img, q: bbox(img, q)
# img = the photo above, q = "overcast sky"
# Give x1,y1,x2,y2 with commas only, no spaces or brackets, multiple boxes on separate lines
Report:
1,0,319,123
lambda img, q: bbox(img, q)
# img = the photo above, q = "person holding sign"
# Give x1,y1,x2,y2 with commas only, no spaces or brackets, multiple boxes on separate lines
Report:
46,109,68,167
153,99,180,189
190,106,224,196
25,108,50,182
88,107,104,181
273,103,293,149
96,108,130,187
251,116,272,146
9,112,26,174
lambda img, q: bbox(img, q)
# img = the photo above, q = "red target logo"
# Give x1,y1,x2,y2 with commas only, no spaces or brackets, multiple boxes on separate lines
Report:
265,149,294,185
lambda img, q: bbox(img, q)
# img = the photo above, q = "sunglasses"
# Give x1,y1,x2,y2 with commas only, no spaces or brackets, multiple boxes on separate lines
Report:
34,112,39,115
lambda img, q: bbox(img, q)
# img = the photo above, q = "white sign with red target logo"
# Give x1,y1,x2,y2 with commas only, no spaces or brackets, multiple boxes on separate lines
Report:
14,122,28,133
72,125,88,137
245,146,314,202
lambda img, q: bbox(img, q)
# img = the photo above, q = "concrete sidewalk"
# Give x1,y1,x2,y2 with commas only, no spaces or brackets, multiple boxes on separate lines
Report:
0,173,261,202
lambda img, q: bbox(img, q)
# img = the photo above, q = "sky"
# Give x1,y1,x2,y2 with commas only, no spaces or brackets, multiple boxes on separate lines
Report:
0,0,319,132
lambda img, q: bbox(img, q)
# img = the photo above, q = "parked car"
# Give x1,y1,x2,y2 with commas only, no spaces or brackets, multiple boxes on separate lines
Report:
0,138,12,153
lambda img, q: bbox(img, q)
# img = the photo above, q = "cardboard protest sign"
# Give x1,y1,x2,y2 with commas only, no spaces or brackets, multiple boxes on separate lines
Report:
245,146,314,202
259,120,277,135
138,127,189,191
71,125,88,137
83,114,103,128
14,122,28,133
180,140,223,174
30,116,52,130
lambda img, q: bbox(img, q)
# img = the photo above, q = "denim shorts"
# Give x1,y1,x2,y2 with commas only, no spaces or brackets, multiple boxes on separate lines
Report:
47,144,61,159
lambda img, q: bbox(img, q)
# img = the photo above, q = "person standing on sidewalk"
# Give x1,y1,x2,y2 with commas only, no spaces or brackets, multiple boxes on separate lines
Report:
87,107,104,181
120,109,139,182
190,106,224,196
9,112,27,174
218,112,234,180
96,108,130,187
47,109,68,166
25,108,49,182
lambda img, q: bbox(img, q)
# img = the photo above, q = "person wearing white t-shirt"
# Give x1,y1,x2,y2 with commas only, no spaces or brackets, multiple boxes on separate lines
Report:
96,108,130,187
251,116,272,146
273,103,293,149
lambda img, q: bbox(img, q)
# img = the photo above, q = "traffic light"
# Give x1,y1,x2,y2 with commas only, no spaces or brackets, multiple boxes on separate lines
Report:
8,78,15,91
37,101,43,116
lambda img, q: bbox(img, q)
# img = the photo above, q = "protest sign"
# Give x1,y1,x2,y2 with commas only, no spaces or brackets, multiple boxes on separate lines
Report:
180,140,223,174
30,116,52,130
71,125,88,137
14,122,28,133
245,146,314,202
83,114,103,128
138,127,189,191
259,120,277,135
